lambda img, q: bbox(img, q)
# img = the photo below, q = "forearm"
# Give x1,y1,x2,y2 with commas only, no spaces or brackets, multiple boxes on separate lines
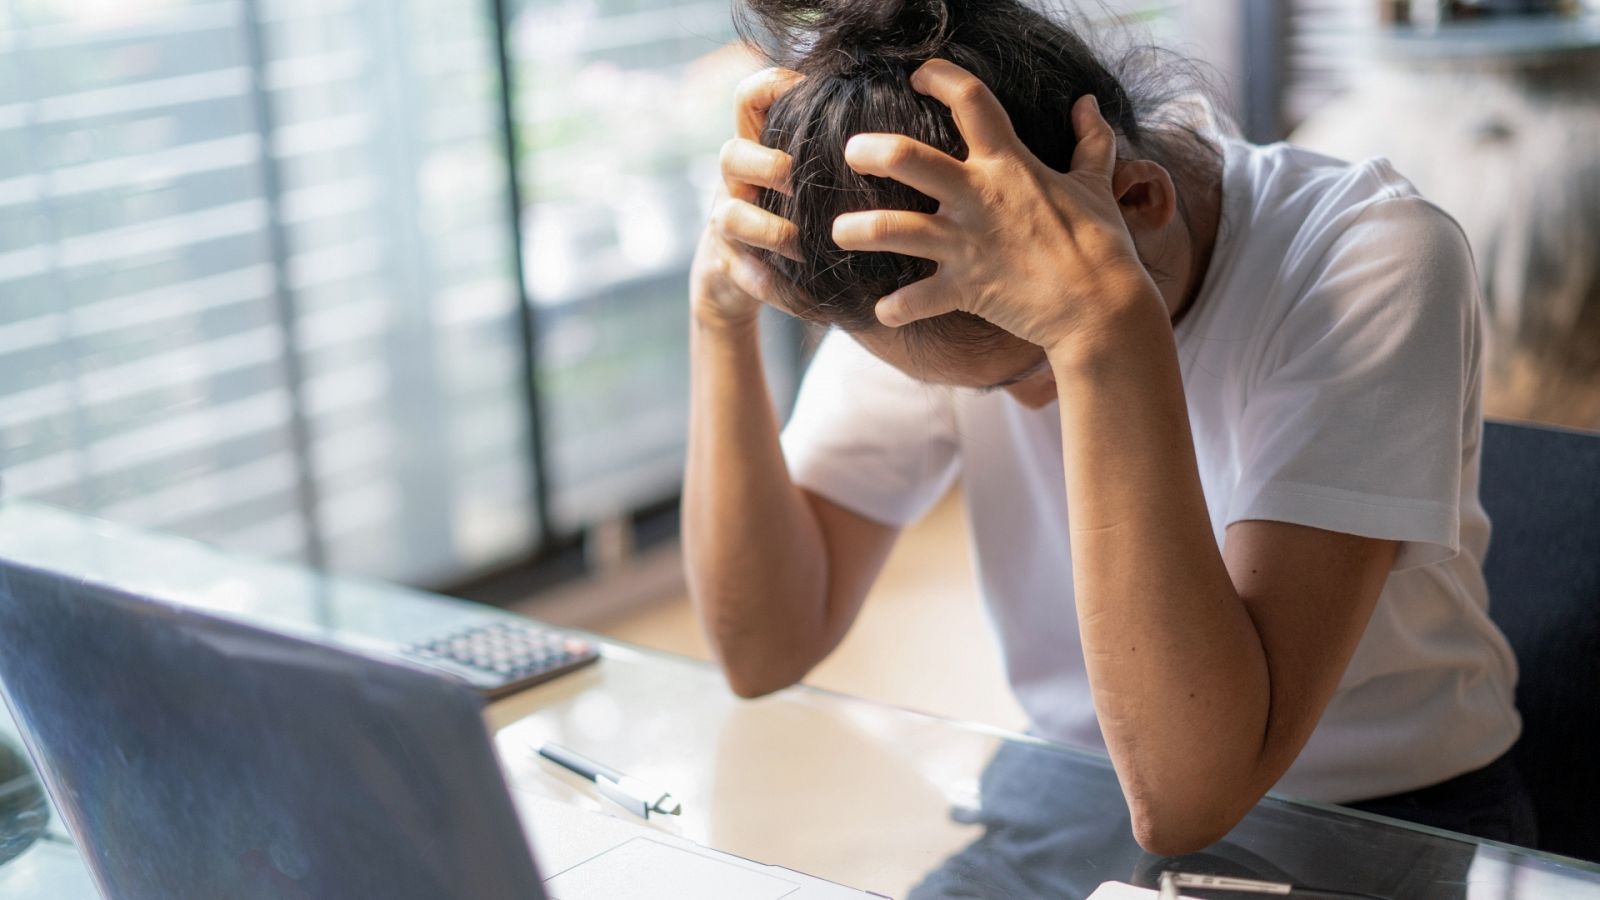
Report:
683,311,830,695
1047,301,1273,850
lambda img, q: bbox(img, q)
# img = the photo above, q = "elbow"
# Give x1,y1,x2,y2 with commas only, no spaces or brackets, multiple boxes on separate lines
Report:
719,660,801,699
691,588,825,699
1126,791,1250,857
1130,813,1236,858
701,614,810,698
708,631,810,698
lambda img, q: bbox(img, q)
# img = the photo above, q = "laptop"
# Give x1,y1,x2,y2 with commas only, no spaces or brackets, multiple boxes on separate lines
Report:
0,559,879,899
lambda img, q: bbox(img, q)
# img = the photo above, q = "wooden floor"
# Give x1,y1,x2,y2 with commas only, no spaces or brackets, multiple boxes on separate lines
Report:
587,490,1029,732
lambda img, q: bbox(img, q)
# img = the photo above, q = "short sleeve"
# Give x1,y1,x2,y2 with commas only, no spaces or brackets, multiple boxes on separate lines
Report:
1229,197,1481,571
780,330,960,527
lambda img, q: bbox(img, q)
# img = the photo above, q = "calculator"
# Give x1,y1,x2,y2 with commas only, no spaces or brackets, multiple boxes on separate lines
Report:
401,620,600,698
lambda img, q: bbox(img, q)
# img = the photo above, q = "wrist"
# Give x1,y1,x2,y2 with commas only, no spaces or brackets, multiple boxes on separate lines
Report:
691,298,763,334
1043,281,1173,375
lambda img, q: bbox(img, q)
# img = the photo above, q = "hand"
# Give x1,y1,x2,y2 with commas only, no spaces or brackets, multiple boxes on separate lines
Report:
690,67,803,327
832,59,1162,353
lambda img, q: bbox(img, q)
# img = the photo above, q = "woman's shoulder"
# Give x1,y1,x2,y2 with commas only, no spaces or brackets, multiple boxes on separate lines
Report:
1228,139,1468,271
1201,140,1480,387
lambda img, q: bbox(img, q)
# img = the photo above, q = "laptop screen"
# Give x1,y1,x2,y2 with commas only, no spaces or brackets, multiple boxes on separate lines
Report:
0,560,545,900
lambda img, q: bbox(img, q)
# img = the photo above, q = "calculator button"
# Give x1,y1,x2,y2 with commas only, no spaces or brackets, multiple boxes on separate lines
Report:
404,621,599,697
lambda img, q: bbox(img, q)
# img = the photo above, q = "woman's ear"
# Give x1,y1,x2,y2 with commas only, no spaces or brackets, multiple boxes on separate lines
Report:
1110,159,1177,234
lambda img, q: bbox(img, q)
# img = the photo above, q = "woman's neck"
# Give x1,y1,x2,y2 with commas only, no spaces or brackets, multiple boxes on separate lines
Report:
1164,134,1222,323
1144,134,1225,328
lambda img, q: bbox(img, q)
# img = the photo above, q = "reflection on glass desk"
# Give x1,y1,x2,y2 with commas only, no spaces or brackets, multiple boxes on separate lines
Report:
3,501,1600,899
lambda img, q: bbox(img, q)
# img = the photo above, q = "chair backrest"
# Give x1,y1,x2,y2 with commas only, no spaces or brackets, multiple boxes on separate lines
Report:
1479,420,1600,863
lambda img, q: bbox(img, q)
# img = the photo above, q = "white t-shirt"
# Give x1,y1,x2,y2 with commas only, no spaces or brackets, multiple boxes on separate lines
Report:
780,138,1521,803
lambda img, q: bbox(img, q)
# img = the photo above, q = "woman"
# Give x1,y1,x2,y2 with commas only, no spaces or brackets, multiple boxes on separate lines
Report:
683,0,1531,854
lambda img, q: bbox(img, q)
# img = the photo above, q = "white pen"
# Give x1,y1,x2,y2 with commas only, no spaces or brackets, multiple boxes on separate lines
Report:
1161,871,1294,897
533,740,683,819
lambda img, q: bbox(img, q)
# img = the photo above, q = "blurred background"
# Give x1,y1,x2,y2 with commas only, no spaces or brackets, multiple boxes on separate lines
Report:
4,0,1599,727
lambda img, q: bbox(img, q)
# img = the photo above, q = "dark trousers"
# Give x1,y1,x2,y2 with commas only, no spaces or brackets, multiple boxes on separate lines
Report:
1343,751,1539,849
909,742,1538,900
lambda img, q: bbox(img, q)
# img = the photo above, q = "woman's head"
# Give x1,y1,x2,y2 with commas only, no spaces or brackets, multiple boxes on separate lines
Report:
736,0,1216,390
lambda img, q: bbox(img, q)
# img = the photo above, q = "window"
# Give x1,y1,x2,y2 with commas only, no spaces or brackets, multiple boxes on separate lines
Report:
0,0,533,585
503,0,798,534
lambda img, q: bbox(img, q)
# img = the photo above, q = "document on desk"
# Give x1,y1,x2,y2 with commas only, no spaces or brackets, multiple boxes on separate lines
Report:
510,791,878,900
542,837,799,900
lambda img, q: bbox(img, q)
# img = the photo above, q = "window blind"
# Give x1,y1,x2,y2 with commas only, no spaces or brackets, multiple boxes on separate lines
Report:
0,0,534,585
1283,0,1373,133
504,0,798,534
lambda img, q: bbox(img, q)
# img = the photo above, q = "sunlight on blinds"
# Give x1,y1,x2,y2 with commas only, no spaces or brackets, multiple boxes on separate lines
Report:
0,0,535,585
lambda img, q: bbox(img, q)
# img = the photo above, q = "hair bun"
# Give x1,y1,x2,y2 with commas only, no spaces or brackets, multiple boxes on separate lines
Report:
737,0,961,73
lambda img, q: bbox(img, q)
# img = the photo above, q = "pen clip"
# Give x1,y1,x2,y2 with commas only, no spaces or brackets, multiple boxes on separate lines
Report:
1165,872,1293,895
597,775,684,819
595,775,652,819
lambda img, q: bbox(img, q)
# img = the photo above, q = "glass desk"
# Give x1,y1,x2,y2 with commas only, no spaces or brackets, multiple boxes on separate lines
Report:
3,501,1599,899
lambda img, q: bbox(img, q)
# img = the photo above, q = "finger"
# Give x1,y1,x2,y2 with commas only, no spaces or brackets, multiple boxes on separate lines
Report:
1069,94,1117,182
909,59,1018,157
832,210,951,258
843,134,968,203
723,247,782,306
735,67,804,141
875,273,957,328
714,196,800,261
721,137,793,200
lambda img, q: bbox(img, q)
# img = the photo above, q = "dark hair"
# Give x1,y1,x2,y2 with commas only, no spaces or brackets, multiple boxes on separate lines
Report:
735,0,1218,359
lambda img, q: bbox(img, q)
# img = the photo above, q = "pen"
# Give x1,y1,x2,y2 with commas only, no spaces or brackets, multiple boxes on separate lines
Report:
533,741,683,819
1159,871,1387,899
1161,872,1291,896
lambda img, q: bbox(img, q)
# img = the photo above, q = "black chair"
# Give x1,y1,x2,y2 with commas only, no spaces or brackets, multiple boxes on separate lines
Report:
1480,419,1600,863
